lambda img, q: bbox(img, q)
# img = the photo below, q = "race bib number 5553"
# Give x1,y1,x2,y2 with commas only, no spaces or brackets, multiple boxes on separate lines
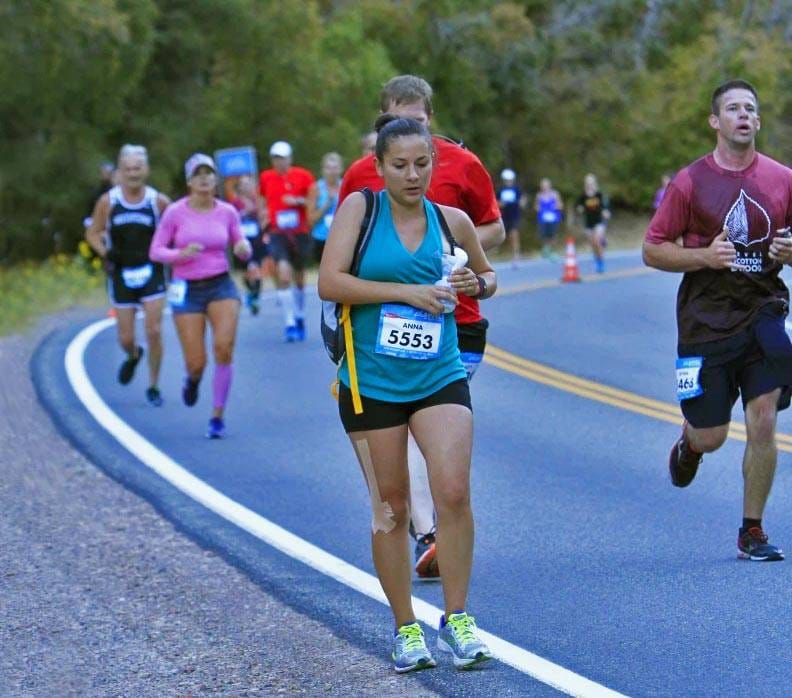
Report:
375,304,442,360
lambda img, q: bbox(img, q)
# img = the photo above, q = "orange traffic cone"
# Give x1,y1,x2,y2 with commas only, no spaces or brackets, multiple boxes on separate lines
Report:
561,236,581,283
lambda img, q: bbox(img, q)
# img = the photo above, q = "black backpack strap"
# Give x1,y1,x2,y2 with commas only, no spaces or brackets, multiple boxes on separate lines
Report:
431,202,457,254
350,188,379,275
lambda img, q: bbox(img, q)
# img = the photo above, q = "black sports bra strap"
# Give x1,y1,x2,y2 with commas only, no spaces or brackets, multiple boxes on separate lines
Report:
431,202,457,254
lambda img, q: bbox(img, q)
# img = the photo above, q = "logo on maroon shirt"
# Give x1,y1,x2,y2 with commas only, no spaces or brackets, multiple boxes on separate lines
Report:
725,189,771,273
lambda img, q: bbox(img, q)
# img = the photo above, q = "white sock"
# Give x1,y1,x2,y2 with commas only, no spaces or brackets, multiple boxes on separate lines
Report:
277,289,295,327
407,431,435,536
292,287,305,320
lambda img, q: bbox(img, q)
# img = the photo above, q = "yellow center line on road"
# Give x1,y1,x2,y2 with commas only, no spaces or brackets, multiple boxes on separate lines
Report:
484,344,792,452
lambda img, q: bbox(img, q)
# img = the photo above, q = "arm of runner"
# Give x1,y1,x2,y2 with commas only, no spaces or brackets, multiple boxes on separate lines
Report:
460,156,504,250
85,194,110,258
305,182,322,227
475,219,506,251
643,228,736,272
602,194,612,222
156,193,172,216
149,207,202,264
317,192,455,315
228,206,251,260
442,205,497,300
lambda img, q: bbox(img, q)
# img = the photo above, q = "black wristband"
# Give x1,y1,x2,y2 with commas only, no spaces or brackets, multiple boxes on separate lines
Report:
474,275,487,299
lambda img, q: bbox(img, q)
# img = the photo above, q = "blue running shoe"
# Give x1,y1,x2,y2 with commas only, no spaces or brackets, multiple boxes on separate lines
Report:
437,612,492,669
247,292,260,316
284,325,298,343
738,527,784,561
392,622,436,674
207,417,225,439
595,257,605,273
182,377,199,407
145,386,163,407
295,317,306,341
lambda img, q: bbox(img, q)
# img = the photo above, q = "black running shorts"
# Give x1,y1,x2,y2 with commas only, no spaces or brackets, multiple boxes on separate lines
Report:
338,378,472,433
269,232,313,270
108,263,166,308
679,305,792,428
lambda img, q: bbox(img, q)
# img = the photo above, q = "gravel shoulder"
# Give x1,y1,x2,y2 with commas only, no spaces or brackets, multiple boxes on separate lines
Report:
0,310,439,697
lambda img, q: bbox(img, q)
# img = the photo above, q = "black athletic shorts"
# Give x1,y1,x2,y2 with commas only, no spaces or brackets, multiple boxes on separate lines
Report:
108,262,166,308
457,319,488,380
338,378,472,433
248,232,271,265
679,304,792,428
313,238,326,265
269,232,312,270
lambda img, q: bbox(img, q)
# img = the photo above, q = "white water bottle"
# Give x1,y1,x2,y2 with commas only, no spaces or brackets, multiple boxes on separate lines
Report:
435,248,469,313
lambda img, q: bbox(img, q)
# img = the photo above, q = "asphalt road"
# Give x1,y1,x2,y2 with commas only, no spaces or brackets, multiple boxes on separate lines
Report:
27,250,792,696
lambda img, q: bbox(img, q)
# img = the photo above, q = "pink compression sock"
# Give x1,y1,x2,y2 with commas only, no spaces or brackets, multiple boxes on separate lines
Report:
212,363,233,410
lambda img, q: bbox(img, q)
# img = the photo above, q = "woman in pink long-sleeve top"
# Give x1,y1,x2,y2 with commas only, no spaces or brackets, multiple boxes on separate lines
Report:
150,153,251,439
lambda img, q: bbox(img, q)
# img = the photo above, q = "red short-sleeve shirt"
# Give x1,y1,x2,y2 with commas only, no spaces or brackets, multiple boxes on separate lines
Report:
259,166,315,234
339,135,500,325
646,152,792,343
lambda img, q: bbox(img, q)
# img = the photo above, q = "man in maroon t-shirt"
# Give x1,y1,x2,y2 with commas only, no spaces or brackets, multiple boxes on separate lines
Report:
340,75,504,578
644,79,792,561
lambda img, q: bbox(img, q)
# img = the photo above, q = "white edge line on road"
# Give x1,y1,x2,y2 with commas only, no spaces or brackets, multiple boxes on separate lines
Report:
64,317,626,698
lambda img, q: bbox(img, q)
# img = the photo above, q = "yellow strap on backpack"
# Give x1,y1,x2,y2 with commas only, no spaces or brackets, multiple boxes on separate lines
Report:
340,304,363,414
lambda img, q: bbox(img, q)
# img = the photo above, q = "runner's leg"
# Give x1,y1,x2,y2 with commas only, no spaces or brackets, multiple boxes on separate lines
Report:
409,403,474,615
115,307,137,356
142,297,164,389
742,389,780,519
407,431,435,537
173,312,207,383
349,426,415,627
206,298,240,420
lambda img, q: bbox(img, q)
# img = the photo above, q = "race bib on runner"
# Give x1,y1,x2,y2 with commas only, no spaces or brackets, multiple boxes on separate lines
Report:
500,189,517,204
275,209,299,230
167,279,187,307
121,264,153,289
375,304,442,360
676,357,704,401
541,210,558,223
241,220,259,238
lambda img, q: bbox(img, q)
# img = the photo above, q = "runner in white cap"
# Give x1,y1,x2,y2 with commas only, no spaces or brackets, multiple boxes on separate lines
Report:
497,168,528,267
259,141,316,342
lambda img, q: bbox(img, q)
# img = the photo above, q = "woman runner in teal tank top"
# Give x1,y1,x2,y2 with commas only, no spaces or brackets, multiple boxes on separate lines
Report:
319,115,497,673
337,190,465,402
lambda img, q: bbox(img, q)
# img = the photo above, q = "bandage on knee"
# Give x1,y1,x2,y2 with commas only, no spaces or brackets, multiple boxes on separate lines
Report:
353,438,397,534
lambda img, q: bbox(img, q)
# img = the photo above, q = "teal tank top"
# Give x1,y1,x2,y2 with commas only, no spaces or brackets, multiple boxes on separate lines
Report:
339,191,466,402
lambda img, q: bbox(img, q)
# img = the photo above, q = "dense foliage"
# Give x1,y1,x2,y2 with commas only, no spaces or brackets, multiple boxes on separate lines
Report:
1,0,790,261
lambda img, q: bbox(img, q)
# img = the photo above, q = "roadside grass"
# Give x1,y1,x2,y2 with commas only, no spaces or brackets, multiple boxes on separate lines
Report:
0,254,105,337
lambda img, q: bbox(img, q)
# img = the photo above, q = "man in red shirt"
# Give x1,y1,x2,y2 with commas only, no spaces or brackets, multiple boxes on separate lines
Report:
339,75,505,578
644,79,792,561
259,141,316,342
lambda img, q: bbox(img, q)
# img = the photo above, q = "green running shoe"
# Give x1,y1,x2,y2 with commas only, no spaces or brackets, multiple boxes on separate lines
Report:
392,622,436,674
437,612,493,669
